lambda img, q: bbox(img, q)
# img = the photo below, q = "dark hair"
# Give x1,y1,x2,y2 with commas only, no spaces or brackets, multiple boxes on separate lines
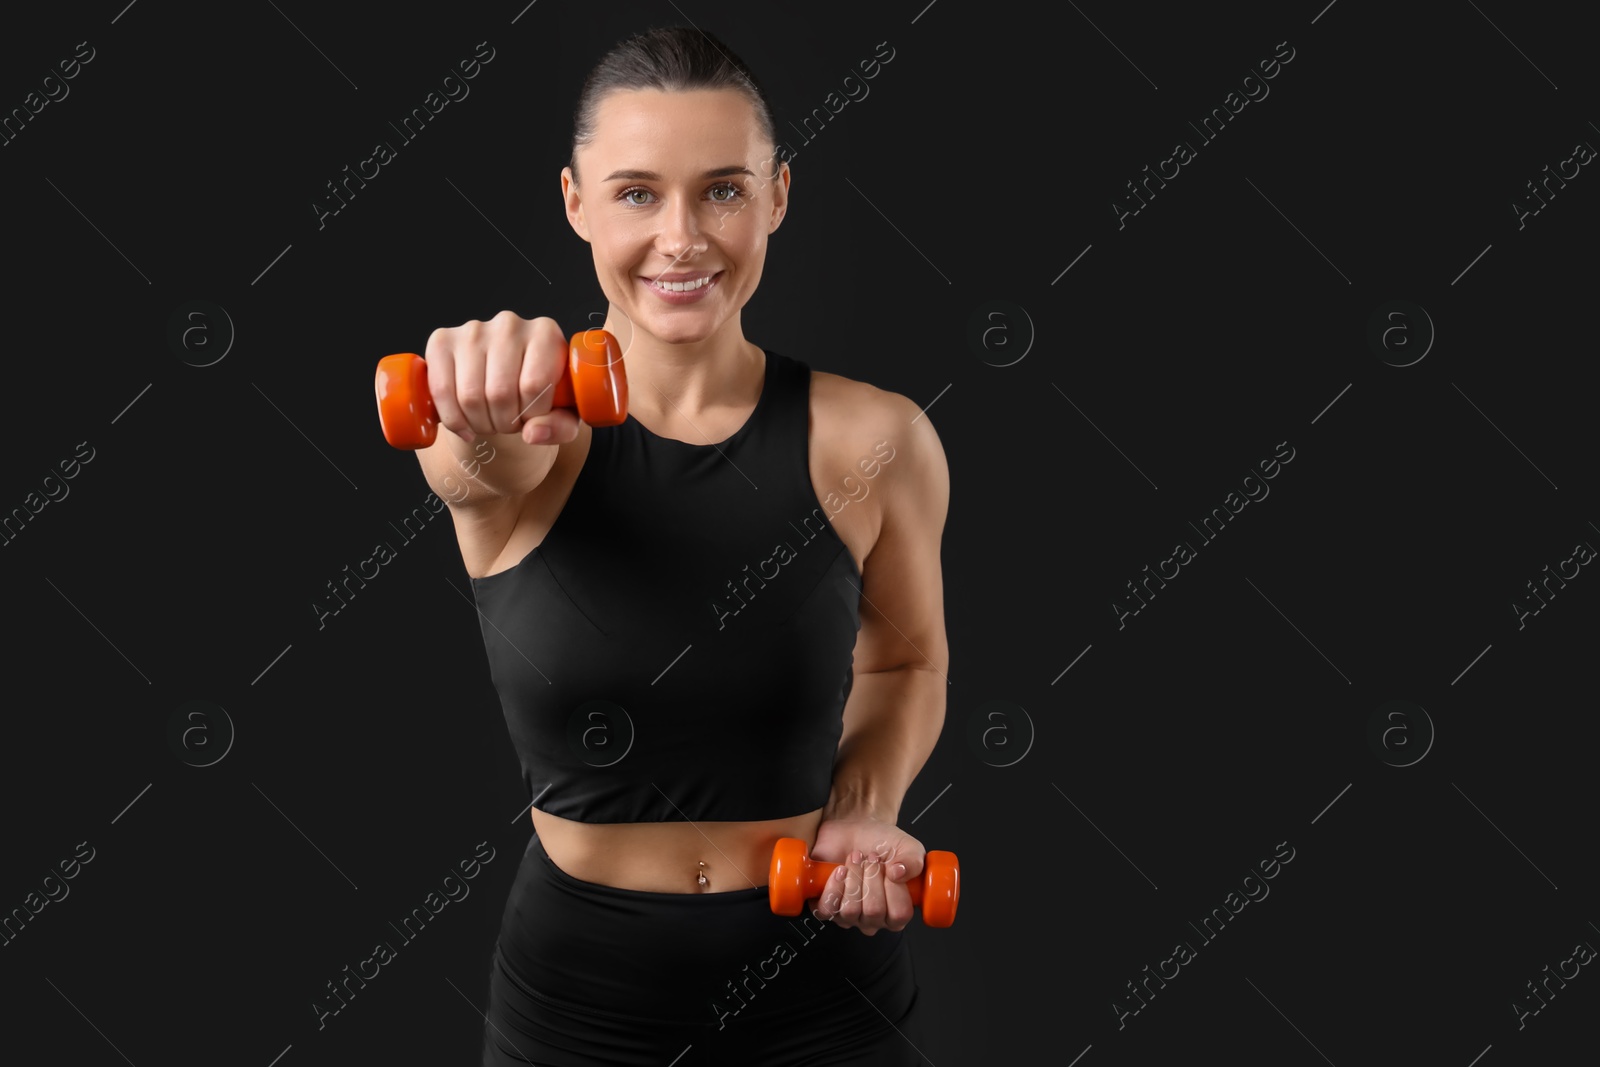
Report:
569,26,778,182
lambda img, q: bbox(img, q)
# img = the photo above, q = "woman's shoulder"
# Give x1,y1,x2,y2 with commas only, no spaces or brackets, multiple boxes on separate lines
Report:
804,366,948,505
805,366,926,438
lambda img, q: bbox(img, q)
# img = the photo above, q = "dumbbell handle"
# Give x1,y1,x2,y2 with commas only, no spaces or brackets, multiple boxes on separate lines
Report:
792,858,928,905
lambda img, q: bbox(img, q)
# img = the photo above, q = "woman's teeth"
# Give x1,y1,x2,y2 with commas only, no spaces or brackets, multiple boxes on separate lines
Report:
654,275,714,292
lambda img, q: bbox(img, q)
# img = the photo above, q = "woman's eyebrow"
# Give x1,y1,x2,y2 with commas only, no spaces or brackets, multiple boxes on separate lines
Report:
602,165,755,181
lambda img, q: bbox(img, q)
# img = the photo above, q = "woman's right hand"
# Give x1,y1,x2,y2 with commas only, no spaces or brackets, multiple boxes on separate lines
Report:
424,311,583,447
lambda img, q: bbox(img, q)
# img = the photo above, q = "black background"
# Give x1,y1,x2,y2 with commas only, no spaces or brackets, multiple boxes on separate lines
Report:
1,1,1595,1065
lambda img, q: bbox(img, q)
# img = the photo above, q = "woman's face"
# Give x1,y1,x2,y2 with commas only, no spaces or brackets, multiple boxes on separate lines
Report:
563,87,789,347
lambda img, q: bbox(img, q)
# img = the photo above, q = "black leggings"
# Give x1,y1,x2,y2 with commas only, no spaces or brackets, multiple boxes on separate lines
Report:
481,832,927,1066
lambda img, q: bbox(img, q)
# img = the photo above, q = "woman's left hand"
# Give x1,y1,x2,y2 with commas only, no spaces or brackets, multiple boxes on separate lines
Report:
807,815,925,935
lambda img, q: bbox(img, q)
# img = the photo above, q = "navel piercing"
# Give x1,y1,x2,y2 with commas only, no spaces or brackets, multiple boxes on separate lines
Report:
697,860,708,887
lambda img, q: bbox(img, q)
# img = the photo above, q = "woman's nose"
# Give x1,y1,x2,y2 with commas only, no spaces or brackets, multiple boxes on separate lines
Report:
656,196,708,259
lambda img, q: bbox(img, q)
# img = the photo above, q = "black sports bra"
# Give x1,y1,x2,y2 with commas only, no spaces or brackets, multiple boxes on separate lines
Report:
469,349,862,823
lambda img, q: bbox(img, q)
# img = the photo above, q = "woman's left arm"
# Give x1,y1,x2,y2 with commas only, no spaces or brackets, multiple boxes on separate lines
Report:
812,394,951,935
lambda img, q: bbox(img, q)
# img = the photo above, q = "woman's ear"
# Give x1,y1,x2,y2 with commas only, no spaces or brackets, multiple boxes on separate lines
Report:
562,166,591,242
768,161,791,234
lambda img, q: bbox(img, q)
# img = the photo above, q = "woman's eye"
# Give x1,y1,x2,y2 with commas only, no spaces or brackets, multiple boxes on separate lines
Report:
619,184,742,206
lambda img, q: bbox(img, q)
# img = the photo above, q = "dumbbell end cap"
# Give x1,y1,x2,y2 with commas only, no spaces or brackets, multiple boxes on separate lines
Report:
768,837,810,916
376,353,439,450
921,850,960,928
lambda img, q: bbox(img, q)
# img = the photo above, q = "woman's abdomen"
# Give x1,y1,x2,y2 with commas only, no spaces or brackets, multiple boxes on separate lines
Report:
528,806,824,894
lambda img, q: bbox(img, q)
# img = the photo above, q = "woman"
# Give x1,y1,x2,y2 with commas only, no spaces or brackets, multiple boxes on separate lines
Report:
414,26,950,1066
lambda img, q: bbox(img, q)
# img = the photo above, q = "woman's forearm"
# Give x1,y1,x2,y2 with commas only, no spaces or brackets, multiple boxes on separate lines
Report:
823,665,947,825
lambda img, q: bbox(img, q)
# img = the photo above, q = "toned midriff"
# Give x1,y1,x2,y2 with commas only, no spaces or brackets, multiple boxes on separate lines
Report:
530,805,825,893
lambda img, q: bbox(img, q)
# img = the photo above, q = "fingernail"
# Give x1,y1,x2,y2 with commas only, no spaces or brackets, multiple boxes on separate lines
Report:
850,850,863,864
831,866,845,881
892,863,907,879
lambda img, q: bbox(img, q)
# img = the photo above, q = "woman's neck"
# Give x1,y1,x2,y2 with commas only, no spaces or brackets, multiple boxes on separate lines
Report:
603,313,764,426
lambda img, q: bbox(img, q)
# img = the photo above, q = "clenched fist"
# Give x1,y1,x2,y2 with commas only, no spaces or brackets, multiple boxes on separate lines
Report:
424,311,583,446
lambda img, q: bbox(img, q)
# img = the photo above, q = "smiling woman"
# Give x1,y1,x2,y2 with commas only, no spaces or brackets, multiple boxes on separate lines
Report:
562,88,785,350
412,25,950,1067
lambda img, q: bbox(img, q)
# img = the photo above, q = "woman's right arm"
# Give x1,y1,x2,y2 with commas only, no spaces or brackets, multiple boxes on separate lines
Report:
412,312,584,508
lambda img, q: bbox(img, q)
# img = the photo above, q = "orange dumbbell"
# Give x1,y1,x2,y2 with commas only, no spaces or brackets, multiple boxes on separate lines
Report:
768,837,961,928
374,328,628,449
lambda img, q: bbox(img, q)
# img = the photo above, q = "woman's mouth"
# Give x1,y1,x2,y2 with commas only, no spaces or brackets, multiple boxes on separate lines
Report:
640,270,723,304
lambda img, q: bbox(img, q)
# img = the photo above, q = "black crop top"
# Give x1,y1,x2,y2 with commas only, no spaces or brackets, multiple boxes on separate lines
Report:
469,349,862,823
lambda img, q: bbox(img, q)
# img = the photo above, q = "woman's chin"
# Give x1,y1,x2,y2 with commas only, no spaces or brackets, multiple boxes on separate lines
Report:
635,313,721,346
